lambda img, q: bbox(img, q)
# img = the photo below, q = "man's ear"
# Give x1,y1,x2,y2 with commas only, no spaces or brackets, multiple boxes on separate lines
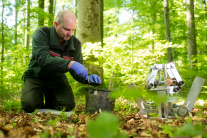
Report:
54,21,58,28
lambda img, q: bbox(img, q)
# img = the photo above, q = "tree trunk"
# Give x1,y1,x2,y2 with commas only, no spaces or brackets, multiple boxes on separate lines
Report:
186,0,197,69
203,0,207,54
78,0,104,87
48,0,54,26
100,0,103,48
53,0,56,21
164,0,173,63
25,0,30,55
150,0,157,51
1,0,4,84
78,0,102,44
15,0,18,46
38,0,44,27
131,8,134,63
74,0,78,37
14,0,18,69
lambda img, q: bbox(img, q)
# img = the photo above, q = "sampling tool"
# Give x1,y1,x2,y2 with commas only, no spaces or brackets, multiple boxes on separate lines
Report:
136,63,205,118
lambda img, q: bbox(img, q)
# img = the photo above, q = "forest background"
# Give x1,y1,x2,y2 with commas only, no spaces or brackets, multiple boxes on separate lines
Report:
1,0,207,137
1,0,207,94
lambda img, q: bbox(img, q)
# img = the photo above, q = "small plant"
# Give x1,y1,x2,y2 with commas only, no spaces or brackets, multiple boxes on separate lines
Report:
1,99,21,112
0,122,5,127
87,111,128,138
67,126,75,134
173,123,204,137
31,109,38,116
46,117,60,129
59,109,69,121
39,130,50,138
10,120,17,129
67,135,76,138
53,131,62,137
148,112,159,117
71,114,78,123
161,124,174,137
33,116,39,123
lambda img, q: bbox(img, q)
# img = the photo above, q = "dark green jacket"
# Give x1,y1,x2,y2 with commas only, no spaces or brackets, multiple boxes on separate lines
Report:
22,26,87,84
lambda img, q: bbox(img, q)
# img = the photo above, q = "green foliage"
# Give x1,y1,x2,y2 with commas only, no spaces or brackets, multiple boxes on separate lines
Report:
1,99,21,113
39,130,50,138
1,0,207,137
161,124,174,137
87,112,128,138
173,123,204,137
46,116,60,129
110,87,168,104
162,123,205,137
114,97,138,116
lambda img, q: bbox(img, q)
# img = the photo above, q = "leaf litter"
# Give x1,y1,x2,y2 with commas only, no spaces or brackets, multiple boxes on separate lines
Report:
0,98,207,138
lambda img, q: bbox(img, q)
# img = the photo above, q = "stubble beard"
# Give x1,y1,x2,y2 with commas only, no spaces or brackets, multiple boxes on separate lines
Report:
63,36,70,41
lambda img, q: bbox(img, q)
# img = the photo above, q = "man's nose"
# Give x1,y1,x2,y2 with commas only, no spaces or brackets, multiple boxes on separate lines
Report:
68,30,74,36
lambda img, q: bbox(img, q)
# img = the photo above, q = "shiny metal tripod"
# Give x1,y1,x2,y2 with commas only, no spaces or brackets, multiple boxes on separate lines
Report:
136,63,205,118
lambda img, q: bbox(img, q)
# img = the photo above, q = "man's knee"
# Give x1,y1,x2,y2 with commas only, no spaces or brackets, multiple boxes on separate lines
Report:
21,98,43,113
55,100,75,111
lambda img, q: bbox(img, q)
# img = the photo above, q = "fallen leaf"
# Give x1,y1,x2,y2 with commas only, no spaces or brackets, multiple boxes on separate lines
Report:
55,121,62,127
0,130,5,138
23,127,36,136
123,123,130,129
140,130,152,137
78,124,86,131
127,118,135,125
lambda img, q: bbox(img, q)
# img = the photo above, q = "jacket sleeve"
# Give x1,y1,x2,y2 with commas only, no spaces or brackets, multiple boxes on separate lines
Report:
32,29,70,73
69,37,88,84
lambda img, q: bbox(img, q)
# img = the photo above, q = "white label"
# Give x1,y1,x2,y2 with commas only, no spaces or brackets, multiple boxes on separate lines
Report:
94,90,97,95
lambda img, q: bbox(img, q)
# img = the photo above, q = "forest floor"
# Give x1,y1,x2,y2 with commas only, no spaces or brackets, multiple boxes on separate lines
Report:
0,95,207,138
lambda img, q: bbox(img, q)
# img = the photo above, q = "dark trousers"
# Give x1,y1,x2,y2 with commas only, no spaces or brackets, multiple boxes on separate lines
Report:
21,78,75,113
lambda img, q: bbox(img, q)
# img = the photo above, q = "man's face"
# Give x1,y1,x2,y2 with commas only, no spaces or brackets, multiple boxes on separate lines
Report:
54,16,76,42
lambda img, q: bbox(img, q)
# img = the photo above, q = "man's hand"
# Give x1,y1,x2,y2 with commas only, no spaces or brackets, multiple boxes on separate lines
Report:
69,61,88,80
87,74,101,86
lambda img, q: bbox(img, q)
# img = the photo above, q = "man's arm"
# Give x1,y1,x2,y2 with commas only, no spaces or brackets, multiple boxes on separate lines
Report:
32,29,71,73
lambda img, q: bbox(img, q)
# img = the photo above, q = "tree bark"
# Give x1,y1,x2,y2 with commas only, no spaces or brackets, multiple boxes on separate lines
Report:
78,0,102,44
131,8,134,63
25,0,30,55
38,0,44,27
1,0,4,84
74,0,78,37
78,0,104,87
48,0,54,26
203,0,207,54
14,0,18,68
15,0,18,46
186,0,197,69
150,0,157,51
53,0,56,21
164,0,173,63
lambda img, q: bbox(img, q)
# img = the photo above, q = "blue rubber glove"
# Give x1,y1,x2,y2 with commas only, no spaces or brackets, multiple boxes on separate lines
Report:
70,61,88,80
87,74,101,86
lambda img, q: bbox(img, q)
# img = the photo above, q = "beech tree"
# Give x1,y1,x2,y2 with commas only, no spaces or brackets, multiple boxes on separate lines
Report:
78,0,104,86
1,0,4,84
25,0,30,54
48,0,53,26
164,0,173,62
38,0,44,27
186,0,197,69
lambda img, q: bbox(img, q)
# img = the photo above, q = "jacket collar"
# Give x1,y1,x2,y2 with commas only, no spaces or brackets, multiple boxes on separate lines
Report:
49,26,76,51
